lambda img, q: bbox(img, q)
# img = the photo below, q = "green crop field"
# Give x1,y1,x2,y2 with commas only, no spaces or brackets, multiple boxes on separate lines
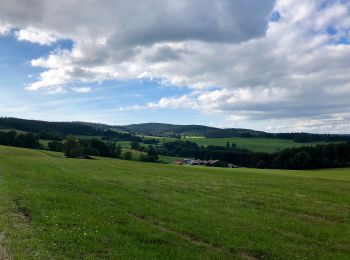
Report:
184,137,331,153
0,129,27,134
39,139,52,149
141,135,331,153
0,145,349,259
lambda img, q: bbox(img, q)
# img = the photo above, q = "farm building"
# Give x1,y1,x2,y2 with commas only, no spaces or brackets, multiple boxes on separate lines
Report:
174,159,228,167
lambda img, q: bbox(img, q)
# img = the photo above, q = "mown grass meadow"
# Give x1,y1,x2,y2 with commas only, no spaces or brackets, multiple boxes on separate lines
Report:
0,145,349,259
184,137,330,153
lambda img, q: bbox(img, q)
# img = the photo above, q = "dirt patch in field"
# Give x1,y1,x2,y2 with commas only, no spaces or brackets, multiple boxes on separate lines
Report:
13,199,31,223
298,212,340,224
0,232,10,260
240,251,260,260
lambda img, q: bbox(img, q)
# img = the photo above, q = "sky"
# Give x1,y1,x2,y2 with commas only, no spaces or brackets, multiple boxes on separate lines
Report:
0,0,350,133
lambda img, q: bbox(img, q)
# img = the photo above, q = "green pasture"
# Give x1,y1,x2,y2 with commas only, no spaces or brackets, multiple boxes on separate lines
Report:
0,146,349,259
184,137,331,153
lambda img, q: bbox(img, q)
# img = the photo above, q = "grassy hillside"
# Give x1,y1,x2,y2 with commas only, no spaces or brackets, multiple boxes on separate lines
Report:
184,137,330,153
0,146,349,259
142,136,329,153
0,129,27,134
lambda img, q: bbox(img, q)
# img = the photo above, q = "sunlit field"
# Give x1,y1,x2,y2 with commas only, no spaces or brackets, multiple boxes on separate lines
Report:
1,145,349,259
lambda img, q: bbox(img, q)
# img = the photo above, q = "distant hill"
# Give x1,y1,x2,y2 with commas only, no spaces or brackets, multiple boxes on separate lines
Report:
1,117,350,143
122,123,264,137
0,117,103,136
122,123,217,136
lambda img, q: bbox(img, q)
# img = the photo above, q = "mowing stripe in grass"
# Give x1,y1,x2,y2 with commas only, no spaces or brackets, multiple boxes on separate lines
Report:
129,212,239,258
0,146,349,259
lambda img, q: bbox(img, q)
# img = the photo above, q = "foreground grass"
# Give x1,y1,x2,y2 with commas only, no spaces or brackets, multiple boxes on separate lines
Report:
0,145,349,259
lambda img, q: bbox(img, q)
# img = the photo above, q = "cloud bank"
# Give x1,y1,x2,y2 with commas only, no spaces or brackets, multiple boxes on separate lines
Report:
1,0,350,132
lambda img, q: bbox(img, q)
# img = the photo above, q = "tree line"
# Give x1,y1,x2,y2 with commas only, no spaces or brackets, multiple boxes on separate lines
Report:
155,140,350,169
0,131,41,149
0,117,100,136
206,130,350,143
1,127,349,169
0,117,140,142
59,135,158,162
50,135,120,158
2,117,350,143
0,129,158,162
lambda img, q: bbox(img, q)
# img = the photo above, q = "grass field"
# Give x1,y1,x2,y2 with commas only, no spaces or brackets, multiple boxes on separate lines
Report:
184,137,330,153
0,145,350,259
0,129,27,134
39,139,51,149
121,148,184,164
158,155,187,164
142,135,330,153
1,128,331,154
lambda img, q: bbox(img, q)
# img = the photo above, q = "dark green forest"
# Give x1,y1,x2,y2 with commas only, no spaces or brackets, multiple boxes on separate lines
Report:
155,140,350,169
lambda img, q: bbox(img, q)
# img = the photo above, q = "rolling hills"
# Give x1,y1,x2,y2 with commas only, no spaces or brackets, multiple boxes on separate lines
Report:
0,118,264,138
0,145,349,259
2,117,350,142
1,117,349,154
122,123,263,137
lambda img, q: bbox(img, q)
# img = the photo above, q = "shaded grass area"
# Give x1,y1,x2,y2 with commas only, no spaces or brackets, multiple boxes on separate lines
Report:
158,155,187,164
0,145,349,259
39,139,51,149
0,129,27,134
121,148,184,164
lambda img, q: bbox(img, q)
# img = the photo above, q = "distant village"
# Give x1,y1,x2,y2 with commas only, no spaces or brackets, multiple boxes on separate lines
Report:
174,159,239,168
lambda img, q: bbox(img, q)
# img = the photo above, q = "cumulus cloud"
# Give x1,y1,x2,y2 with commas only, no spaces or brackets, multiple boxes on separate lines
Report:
0,23,10,35
71,87,91,93
0,0,274,89
1,0,350,132
133,0,350,132
0,0,274,43
15,27,57,45
147,95,198,110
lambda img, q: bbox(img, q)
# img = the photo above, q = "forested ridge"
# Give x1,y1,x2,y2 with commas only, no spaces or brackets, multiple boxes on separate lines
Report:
2,117,350,142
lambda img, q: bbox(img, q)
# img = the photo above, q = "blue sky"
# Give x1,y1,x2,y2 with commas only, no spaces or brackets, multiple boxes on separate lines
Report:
0,33,208,125
1,0,350,133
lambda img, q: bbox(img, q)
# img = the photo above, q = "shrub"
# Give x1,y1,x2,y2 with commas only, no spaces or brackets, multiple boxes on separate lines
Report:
65,135,84,158
122,151,132,160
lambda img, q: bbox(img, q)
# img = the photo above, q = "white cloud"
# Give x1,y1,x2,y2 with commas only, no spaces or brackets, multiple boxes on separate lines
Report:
15,27,57,45
118,105,144,112
0,0,274,91
71,87,91,93
0,23,10,35
264,112,350,134
147,95,198,110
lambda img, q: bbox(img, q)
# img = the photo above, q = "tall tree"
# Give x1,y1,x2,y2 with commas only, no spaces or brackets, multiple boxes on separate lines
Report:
115,144,122,158
65,135,83,158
